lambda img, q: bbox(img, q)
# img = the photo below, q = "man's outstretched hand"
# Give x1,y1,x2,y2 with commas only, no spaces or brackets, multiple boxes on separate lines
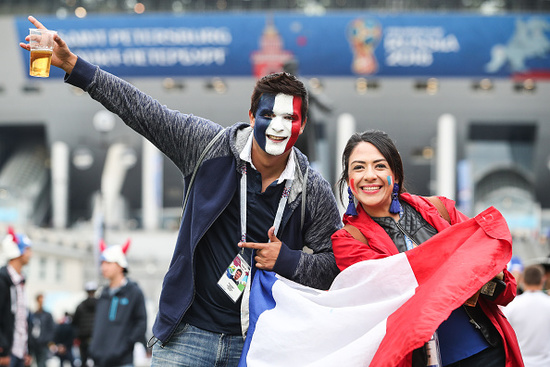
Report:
19,15,78,74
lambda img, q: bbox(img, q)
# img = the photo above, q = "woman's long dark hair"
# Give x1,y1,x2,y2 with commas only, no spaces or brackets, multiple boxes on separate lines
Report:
336,130,406,205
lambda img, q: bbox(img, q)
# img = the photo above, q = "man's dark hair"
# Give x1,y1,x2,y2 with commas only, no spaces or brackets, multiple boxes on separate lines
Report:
250,72,308,123
523,264,544,286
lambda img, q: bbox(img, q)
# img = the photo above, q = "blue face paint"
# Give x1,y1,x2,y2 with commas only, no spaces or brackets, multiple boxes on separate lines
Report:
253,93,276,152
387,176,392,186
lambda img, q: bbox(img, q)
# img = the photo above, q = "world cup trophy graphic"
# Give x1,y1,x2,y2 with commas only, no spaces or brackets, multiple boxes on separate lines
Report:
347,18,382,75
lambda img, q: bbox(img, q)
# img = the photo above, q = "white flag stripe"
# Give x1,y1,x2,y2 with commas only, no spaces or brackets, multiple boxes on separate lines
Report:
245,254,419,366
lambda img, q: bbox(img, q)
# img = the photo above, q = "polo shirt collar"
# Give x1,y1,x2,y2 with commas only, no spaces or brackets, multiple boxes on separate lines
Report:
239,134,296,184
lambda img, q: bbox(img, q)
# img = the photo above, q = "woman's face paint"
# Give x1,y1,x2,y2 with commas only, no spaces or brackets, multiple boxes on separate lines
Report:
350,178,357,195
252,93,303,156
387,176,392,186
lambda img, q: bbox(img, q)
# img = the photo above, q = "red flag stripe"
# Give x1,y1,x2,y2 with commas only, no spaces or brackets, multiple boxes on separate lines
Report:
371,206,512,366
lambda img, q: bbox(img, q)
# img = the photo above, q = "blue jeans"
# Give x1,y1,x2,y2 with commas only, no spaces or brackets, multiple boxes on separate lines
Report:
8,355,24,367
34,345,50,367
151,323,245,367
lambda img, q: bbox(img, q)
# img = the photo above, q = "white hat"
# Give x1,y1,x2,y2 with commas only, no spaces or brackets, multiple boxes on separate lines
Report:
2,227,32,261
84,281,98,291
99,239,130,269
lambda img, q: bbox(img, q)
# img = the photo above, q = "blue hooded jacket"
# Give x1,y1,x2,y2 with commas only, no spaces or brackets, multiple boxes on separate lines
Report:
65,58,342,345
89,279,147,367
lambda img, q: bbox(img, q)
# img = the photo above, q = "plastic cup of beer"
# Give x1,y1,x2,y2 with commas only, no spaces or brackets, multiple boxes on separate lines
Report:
29,28,57,78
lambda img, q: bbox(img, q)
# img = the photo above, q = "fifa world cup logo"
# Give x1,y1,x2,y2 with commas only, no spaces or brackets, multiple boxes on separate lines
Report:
347,18,382,75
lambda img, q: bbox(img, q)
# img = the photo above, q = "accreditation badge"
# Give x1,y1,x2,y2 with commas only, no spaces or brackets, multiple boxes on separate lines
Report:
217,253,251,302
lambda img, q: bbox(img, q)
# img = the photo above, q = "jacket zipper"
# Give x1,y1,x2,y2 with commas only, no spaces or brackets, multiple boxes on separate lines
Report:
395,221,419,248
161,166,247,346
161,214,222,347
109,296,119,321
462,304,482,329
161,163,300,346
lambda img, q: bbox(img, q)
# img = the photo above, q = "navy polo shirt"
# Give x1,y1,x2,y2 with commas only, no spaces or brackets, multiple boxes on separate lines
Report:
438,307,490,365
182,163,287,335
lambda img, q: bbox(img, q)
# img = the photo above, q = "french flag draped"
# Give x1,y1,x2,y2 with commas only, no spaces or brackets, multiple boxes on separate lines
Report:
239,206,512,367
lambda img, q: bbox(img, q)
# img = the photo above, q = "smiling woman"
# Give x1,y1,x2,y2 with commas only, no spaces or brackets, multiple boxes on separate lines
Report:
347,141,397,218
330,129,523,367
337,130,405,220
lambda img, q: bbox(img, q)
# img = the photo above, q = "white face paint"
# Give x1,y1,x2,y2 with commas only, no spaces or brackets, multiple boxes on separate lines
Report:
254,93,302,156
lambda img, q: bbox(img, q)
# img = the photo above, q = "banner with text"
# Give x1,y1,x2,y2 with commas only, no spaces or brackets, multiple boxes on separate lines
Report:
16,12,550,79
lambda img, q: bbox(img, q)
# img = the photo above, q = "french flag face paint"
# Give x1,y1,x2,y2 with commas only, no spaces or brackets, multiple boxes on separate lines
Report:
253,93,303,156
350,178,357,195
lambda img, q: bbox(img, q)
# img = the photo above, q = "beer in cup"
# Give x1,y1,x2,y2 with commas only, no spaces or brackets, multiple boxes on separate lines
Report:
29,28,57,77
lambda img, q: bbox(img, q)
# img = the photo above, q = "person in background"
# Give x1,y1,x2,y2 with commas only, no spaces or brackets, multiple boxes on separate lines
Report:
72,282,97,367
507,255,524,295
53,313,75,367
503,264,550,367
0,228,34,367
88,241,147,367
31,294,55,367
331,130,523,367
19,15,341,367
542,261,550,295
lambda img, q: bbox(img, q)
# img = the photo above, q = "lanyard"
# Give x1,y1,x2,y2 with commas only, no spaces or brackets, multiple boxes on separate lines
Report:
239,164,293,247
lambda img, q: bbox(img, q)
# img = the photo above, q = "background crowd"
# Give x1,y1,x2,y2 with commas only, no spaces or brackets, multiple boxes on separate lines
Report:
1,229,150,367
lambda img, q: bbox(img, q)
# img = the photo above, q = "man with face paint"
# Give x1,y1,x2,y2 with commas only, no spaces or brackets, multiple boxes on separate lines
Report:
251,93,303,156
20,16,342,367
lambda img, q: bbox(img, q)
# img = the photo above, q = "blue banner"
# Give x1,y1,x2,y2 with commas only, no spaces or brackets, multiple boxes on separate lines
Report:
16,12,550,78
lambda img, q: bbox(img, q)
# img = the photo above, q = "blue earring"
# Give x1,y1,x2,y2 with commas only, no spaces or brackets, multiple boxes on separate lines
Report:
389,183,402,214
345,187,358,216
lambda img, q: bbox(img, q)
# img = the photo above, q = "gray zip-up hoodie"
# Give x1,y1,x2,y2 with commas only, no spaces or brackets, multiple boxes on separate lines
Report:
65,57,342,344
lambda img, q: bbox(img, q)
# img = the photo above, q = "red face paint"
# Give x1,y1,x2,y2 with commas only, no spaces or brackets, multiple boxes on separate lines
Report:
284,96,303,152
350,178,357,194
